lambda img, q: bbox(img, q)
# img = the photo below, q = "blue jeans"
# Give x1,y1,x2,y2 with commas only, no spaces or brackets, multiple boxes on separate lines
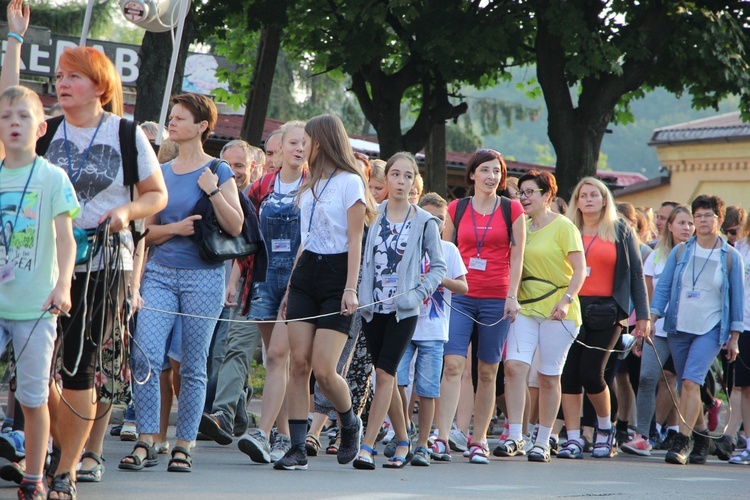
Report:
444,295,508,364
668,325,722,386
396,339,444,398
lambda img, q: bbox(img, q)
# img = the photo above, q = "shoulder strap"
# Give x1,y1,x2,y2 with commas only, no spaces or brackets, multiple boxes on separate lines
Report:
36,115,65,156
451,197,471,246
119,119,139,190
208,158,224,173
500,195,514,246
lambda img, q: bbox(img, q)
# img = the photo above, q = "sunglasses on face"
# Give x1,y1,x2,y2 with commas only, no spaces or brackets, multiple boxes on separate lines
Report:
723,228,738,236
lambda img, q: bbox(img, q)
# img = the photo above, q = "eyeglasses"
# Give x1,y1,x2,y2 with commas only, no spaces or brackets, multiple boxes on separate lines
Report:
693,213,717,220
723,227,738,236
476,148,502,157
518,188,543,198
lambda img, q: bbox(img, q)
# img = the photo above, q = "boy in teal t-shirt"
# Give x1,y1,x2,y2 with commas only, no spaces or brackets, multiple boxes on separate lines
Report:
0,85,79,498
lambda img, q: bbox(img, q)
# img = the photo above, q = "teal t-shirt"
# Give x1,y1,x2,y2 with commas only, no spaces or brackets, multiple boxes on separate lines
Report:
0,157,80,320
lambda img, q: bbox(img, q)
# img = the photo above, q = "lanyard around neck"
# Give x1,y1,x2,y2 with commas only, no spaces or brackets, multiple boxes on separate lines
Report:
0,156,38,255
583,233,599,257
469,196,498,258
691,237,719,289
63,113,105,184
381,203,412,272
306,170,337,238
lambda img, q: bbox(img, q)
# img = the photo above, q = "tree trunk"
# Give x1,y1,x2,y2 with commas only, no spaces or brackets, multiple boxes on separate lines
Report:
134,14,195,123
240,24,281,146
549,112,608,200
425,121,447,198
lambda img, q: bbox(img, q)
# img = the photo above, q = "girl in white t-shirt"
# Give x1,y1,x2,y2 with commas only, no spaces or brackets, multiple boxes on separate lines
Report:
277,114,377,470
622,204,693,455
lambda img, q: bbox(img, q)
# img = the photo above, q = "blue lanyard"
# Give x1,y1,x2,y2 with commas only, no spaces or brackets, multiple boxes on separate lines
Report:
306,170,337,238
0,156,38,256
583,233,599,257
273,172,304,220
469,196,498,258
691,237,719,289
381,203,412,273
63,113,105,184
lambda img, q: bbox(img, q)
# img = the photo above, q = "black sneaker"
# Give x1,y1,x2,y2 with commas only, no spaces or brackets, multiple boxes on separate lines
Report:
337,416,362,465
688,431,710,464
199,411,233,445
665,432,691,465
711,434,734,461
273,444,308,470
659,429,677,450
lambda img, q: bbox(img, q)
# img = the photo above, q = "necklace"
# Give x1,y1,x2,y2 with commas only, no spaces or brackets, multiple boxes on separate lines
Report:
472,195,498,216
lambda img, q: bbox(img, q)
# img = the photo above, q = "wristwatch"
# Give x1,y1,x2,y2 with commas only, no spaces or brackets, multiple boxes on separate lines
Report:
564,293,574,303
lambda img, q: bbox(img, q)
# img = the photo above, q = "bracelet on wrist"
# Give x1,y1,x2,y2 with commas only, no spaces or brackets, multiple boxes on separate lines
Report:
7,32,23,44
207,188,221,198
506,295,517,300
344,288,357,294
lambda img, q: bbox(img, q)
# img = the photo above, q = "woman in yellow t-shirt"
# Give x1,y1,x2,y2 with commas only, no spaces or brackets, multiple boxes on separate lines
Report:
497,170,585,463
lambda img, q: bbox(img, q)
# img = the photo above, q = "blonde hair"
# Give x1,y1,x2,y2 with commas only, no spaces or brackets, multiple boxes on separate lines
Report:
157,139,179,163
370,159,386,182
0,85,45,121
566,176,619,242
655,205,692,260
413,172,424,198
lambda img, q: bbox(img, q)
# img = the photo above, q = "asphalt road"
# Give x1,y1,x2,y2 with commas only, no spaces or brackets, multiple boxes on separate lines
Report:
1,432,745,499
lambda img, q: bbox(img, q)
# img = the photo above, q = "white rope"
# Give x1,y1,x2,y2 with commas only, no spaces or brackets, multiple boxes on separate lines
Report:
141,291,409,324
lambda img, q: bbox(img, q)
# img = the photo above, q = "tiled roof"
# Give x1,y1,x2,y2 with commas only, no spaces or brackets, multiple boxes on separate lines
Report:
649,111,750,145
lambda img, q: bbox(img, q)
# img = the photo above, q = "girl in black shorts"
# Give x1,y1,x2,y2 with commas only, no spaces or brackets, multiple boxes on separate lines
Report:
275,114,376,470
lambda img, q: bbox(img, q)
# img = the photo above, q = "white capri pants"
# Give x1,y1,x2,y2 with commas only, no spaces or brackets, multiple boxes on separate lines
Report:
505,313,578,376
0,317,56,407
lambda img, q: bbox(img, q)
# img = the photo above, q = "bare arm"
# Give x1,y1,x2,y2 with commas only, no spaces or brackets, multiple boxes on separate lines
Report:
43,213,75,314
225,260,242,306
442,274,468,295
505,213,526,320
99,172,168,232
550,250,586,321
197,170,243,237
145,213,203,246
342,201,366,316
0,0,28,92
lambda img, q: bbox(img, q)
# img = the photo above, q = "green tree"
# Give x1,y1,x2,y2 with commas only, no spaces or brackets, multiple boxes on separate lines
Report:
533,0,750,198
274,0,532,159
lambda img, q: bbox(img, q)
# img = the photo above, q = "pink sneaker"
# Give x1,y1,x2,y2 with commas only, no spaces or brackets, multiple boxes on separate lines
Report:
620,434,652,457
707,399,722,432
499,422,510,441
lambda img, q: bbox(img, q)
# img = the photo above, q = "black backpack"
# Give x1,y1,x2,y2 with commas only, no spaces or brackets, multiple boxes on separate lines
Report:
451,196,514,246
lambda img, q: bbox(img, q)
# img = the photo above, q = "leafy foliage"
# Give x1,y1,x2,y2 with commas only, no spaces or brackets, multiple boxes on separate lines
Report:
0,0,114,38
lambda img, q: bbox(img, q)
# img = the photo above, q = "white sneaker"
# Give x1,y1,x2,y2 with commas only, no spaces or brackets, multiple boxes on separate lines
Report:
382,427,396,445
269,433,291,463
449,429,469,452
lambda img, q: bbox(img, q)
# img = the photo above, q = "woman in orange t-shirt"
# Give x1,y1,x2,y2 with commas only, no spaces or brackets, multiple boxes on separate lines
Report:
556,177,650,460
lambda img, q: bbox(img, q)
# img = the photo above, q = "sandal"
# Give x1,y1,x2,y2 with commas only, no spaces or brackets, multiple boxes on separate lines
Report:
382,441,412,469
76,452,104,483
0,460,24,484
118,441,158,471
45,446,61,483
17,481,46,500
326,431,340,455
154,441,170,455
119,423,138,442
304,434,321,457
48,472,76,500
167,446,192,473
352,445,376,470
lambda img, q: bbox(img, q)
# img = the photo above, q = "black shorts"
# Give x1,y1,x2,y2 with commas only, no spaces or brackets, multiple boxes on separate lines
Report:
286,251,354,336
58,269,129,390
731,332,750,388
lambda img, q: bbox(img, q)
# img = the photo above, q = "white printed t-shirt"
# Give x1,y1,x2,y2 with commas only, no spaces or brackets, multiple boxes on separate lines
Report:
0,157,80,320
412,240,467,342
299,170,366,254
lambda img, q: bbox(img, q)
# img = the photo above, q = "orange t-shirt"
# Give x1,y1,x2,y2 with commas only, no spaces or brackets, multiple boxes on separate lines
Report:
579,235,616,297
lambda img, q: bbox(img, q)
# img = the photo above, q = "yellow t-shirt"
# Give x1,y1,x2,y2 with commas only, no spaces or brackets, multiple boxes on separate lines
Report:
519,215,583,327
